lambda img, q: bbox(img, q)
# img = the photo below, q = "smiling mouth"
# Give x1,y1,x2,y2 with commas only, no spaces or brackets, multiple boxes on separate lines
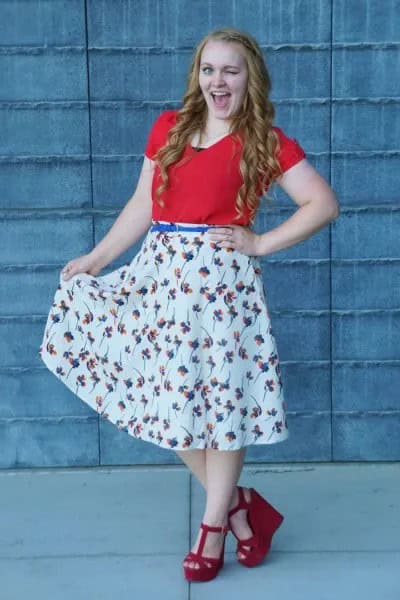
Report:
210,92,231,108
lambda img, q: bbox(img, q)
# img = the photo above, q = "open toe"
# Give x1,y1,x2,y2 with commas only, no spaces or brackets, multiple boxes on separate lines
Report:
183,522,229,582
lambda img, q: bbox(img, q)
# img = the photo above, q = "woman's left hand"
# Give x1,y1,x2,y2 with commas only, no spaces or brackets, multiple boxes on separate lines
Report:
207,225,263,256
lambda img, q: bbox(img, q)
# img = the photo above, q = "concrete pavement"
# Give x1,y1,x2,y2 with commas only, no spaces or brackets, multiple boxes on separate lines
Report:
0,463,398,599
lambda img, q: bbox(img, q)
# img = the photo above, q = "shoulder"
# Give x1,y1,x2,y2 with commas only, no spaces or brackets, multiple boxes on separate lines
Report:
144,109,179,159
271,125,306,173
151,109,179,132
271,125,303,149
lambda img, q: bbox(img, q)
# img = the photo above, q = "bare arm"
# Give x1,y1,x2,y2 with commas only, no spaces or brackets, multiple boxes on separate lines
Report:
89,156,155,269
258,158,340,256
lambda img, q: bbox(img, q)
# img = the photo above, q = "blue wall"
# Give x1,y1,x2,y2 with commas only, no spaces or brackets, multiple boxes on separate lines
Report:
1,0,399,467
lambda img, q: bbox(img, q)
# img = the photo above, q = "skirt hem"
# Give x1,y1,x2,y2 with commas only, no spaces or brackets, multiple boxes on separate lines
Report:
39,350,289,452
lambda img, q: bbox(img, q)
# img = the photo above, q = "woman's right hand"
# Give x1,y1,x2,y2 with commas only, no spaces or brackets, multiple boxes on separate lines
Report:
60,252,104,282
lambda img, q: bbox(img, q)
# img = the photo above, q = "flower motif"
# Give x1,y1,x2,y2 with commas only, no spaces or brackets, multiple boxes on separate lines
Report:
39,227,288,451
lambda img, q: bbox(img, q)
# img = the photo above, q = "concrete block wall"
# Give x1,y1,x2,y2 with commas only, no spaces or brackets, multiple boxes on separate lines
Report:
0,0,399,467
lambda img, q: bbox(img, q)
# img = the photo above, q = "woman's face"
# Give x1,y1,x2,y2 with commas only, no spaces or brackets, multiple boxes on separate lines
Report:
198,40,248,123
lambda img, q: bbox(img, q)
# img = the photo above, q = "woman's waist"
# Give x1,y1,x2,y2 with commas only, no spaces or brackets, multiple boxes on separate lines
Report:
150,219,221,232
150,219,252,231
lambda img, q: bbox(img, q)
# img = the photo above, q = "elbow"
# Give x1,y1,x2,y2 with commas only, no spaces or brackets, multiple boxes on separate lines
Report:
331,196,340,221
330,202,340,221
308,185,340,222
310,193,340,224
327,190,340,221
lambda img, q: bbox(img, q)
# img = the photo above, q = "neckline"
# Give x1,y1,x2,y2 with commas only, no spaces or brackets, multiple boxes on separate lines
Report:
188,132,232,153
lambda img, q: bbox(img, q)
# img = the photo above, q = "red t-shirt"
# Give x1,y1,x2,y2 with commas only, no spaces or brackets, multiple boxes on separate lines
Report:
144,109,306,226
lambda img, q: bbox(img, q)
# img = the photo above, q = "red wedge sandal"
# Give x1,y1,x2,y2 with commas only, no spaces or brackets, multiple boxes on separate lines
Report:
183,522,230,582
228,486,284,567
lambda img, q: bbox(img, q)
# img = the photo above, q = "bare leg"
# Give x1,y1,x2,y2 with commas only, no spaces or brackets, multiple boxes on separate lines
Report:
202,447,245,523
176,447,253,562
175,448,207,490
177,447,252,569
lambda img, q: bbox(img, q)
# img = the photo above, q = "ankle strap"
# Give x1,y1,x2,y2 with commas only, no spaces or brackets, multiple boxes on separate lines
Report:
228,486,249,517
200,522,230,533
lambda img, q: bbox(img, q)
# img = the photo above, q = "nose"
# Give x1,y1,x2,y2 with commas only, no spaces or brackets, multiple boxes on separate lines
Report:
211,70,226,86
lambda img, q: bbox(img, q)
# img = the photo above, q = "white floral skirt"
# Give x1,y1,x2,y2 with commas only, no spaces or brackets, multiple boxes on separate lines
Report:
39,220,289,451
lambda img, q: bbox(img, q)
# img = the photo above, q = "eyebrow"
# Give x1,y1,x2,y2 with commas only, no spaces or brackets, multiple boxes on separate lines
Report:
200,62,240,69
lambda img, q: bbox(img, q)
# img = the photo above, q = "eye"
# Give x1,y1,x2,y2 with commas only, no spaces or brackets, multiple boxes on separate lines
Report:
202,67,212,74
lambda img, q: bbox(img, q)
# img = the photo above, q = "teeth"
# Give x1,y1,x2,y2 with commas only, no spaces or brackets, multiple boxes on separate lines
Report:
211,92,229,96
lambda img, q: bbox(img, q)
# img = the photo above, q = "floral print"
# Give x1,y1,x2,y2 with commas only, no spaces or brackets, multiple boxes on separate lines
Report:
39,220,289,450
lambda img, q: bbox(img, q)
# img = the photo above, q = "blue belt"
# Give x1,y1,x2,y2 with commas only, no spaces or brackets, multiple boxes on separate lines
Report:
150,222,218,232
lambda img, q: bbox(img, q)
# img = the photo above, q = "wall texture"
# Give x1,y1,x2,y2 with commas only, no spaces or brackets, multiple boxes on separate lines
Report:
0,0,399,468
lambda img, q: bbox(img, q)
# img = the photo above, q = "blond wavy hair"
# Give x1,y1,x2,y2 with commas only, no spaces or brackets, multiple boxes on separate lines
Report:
154,27,283,225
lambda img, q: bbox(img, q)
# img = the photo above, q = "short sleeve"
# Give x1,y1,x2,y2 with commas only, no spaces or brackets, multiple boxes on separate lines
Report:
144,110,178,160
273,126,306,173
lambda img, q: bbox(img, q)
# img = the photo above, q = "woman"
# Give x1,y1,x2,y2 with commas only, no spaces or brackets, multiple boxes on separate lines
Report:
39,27,339,582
